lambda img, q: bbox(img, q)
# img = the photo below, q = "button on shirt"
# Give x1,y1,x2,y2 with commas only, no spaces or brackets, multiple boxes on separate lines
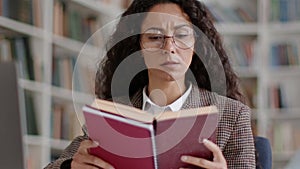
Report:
142,83,192,114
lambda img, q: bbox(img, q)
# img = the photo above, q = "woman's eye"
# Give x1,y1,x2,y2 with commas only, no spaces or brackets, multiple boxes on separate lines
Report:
148,35,164,41
175,34,189,39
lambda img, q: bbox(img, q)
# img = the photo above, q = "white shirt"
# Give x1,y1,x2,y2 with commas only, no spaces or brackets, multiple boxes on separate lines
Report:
142,83,192,114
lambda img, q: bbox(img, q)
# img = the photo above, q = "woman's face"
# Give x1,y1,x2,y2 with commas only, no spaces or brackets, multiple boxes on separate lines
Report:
140,3,195,82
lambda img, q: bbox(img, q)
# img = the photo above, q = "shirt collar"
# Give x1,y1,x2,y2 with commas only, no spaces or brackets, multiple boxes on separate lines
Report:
142,82,192,112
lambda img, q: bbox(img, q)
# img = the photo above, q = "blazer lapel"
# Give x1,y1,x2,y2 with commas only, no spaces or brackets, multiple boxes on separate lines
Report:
181,85,217,109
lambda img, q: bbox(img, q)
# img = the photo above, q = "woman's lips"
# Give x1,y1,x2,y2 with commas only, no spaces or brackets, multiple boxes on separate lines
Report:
160,61,180,68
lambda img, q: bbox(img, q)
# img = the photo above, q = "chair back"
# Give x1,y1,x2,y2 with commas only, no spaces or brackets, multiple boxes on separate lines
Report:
254,136,272,169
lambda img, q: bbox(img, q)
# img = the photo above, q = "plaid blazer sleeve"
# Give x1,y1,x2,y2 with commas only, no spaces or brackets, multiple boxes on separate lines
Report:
221,104,256,169
44,133,88,169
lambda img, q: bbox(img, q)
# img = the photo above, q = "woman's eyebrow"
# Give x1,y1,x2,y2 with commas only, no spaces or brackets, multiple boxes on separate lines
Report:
144,27,164,32
174,24,192,29
143,24,192,32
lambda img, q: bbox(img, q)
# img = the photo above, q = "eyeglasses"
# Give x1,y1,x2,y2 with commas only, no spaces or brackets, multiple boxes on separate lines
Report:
140,26,195,52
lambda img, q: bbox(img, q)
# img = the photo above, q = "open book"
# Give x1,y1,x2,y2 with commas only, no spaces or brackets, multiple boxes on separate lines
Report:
83,99,219,169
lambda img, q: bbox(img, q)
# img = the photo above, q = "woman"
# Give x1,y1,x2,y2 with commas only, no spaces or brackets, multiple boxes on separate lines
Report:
45,0,255,168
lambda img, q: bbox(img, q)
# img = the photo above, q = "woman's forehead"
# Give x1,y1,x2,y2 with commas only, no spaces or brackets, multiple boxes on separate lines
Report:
146,3,189,19
141,3,191,31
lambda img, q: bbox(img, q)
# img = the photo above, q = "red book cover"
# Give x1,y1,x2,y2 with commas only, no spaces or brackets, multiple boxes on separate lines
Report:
83,99,218,169
155,112,218,169
84,106,156,169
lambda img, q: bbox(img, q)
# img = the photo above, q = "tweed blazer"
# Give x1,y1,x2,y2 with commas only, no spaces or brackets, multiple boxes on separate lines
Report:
45,86,255,169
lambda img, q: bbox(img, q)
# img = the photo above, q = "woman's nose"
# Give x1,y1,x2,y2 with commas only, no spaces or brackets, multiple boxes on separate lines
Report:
162,37,176,54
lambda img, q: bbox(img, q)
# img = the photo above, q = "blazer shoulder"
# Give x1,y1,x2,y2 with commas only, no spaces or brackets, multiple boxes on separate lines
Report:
200,88,251,113
195,87,252,121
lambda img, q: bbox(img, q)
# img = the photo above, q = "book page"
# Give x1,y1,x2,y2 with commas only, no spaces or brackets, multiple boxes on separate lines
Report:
155,105,218,121
91,99,154,123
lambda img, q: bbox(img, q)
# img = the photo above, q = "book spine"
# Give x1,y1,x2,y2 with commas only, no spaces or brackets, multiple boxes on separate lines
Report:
279,0,288,22
271,0,280,21
150,125,158,169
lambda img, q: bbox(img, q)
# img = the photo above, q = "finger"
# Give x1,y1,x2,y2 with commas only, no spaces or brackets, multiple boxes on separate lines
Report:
73,152,115,169
181,155,215,168
203,139,226,163
71,160,98,169
78,140,99,154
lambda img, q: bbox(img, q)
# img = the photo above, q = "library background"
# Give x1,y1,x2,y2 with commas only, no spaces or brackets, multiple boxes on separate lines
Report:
0,0,300,168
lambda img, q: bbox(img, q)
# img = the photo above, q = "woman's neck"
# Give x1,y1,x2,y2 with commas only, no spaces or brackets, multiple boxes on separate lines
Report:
147,78,187,106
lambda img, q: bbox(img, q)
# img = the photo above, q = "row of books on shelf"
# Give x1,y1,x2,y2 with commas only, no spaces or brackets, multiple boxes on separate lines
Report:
0,0,133,33
24,90,39,135
24,89,82,140
238,78,299,110
52,47,91,92
268,121,300,153
226,40,257,67
268,80,300,109
222,40,300,68
270,0,300,22
268,84,286,109
53,0,99,43
51,101,82,140
0,36,37,80
270,42,299,66
206,3,256,23
0,0,42,27
52,55,76,90
0,35,89,91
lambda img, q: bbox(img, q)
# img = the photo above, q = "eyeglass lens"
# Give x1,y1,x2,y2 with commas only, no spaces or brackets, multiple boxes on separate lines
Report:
141,26,195,51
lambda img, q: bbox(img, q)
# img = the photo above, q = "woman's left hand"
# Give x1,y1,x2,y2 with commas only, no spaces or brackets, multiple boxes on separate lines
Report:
180,139,227,169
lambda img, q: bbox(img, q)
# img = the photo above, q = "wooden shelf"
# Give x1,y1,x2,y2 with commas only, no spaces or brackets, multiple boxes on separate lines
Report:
215,23,258,35
269,21,300,34
52,35,84,53
24,135,45,146
53,34,99,56
267,108,300,120
24,135,71,150
19,79,93,104
0,16,45,38
18,79,46,94
268,66,300,77
51,85,94,104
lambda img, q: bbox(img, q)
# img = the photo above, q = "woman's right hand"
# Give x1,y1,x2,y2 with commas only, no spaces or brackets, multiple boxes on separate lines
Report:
71,139,115,169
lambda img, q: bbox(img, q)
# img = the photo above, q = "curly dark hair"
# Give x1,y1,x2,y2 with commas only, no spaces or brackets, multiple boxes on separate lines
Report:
95,0,245,103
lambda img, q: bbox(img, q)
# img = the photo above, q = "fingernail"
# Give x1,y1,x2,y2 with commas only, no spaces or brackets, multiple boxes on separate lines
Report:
203,139,209,144
199,137,205,143
181,156,188,161
93,141,99,146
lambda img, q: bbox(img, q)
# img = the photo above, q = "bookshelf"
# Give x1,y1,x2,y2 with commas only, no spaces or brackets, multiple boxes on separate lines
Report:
0,0,299,168
204,0,300,168
0,0,127,168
